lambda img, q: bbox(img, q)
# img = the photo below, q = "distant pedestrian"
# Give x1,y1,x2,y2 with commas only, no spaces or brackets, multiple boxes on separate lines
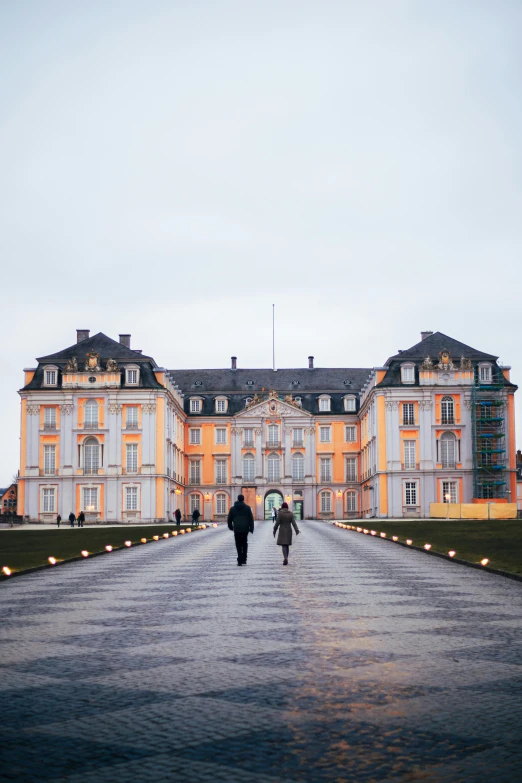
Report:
78,511,85,528
56,514,61,528
69,512,75,528
228,494,254,566
273,502,299,566
175,508,182,527
192,508,200,527
271,506,278,523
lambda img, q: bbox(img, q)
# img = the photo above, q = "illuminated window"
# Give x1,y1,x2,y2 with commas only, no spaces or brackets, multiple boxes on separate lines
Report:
83,487,98,512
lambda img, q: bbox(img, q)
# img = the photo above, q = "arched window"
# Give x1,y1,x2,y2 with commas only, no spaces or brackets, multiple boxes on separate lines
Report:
346,491,357,513
84,400,98,428
441,396,454,425
292,452,304,481
440,432,457,468
320,490,332,513
84,437,100,474
267,453,280,482
215,493,228,515
242,453,255,482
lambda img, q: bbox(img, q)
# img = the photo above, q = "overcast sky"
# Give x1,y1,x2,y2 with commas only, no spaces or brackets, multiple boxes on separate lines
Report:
1,0,521,483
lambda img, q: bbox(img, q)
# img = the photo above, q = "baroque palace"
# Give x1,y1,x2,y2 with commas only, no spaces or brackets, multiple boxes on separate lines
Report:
18,329,517,522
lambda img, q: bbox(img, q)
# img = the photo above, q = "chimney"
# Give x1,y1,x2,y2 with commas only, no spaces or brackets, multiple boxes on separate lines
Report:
421,331,433,341
76,329,90,343
308,356,314,369
119,334,131,349
231,356,237,370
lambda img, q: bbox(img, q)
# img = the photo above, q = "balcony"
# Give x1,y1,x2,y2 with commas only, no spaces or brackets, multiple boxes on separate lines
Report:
267,441,280,449
84,422,99,430
189,478,201,486
43,423,57,431
215,477,228,485
40,469,57,476
83,468,100,475
125,422,139,430
293,441,304,448
243,440,255,448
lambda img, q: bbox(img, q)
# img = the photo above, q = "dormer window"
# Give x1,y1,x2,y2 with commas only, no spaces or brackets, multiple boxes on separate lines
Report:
478,363,492,384
318,395,331,412
125,365,140,386
246,380,254,387
292,380,300,386
43,366,58,386
344,395,356,412
215,397,228,413
401,364,415,384
190,398,202,414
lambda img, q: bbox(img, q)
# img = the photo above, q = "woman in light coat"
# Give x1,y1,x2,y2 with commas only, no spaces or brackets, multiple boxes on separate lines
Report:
273,502,300,565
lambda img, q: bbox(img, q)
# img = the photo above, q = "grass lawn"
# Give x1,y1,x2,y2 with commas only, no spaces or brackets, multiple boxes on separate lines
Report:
0,525,201,574
358,520,522,575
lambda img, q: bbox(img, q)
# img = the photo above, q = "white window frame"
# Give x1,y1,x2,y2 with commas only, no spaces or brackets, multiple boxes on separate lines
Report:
125,365,140,386
440,432,457,468
319,426,331,443
83,437,101,474
44,407,57,429
442,480,458,504
318,396,331,412
215,428,227,445
404,440,416,470
126,406,139,428
293,428,304,447
42,487,56,513
479,363,492,384
82,486,99,512
43,445,56,475
215,397,228,413
320,457,331,483
125,485,139,511
441,396,455,425
215,459,227,484
292,452,304,481
126,443,138,474
345,425,356,442
242,453,255,482
401,364,415,384
267,424,279,447
43,366,58,387
84,399,99,428
344,395,356,412
189,460,201,485
320,491,332,513
346,491,357,513
243,428,254,447
267,453,280,482
402,403,415,426
189,428,201,445
189,493,201,514
190,398,202,414
345,457,357,482
404,481,418,507
216,493,227,515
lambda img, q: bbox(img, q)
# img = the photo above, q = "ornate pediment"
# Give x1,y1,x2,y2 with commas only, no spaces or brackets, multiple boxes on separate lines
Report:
236,395,311,419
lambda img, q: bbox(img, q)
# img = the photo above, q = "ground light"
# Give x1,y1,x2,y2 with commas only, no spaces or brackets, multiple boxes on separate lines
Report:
380,533,386,538
153,535,159,541
406,540,413,546
124,541,132,547
179,530,185,535
141,538,147,543
448,551,456,558
424,544,432,550
2,567,11,576
105,545,113,552
48,557,57,565
481,558,489,566
392,536,398,542
81,550,89,557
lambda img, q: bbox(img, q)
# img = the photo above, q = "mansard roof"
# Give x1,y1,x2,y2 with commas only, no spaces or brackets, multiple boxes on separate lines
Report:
386,332,497,363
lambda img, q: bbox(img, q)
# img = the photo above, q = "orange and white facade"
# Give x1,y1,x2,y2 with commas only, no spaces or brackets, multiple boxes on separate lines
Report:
18,330,517,521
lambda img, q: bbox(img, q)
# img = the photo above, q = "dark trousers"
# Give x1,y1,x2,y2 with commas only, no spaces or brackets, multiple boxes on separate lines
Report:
234,531,249,564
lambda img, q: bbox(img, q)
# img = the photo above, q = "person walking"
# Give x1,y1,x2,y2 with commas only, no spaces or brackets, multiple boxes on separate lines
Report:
273,502,299,565
175,508,182,527
228,493,254,566
78,511,85,528
68,512,75,528
192,507,200,527
271,506,278,523
56,514,61,528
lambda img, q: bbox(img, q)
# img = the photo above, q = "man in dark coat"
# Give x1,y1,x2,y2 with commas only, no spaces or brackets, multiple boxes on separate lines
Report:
175,508,182,526
192,508,200,526
78,511,85,528
56,514,61,528
227,494,254,566
69,512,75,528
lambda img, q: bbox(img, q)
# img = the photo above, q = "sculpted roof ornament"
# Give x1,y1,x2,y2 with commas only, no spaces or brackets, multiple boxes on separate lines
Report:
65,357,78,372
84,352,101,372
421,356,433,370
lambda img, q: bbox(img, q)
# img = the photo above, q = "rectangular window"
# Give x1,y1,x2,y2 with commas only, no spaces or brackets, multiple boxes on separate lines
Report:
216,494,227,515
320,457,331,483
42,488,55,512
321,491,331,513
189,494,200,513
126,444,138,474
190,399,201,413
267,457,280,482
45,370,57,385
189,460,201,485
268,424,279,447
83,487,98,511
404,482,418,506
292,456,304,481
243,457,255,482
346,492,357,512
126,406,138,428
346,457,357,482
44,407,56,430
319,398,330,411
442,481,458,503
319,426,331,443
345,397,356,412
125,486,138,510
126,369,138,385
189,428,201,445
402,366,415,383
44,445,56,475
403,403,415,426
293,428,304,447
243,428,254,447
404,440,416,470
215,460,227,484
479,365,491,383
215,428,227,445
345,426,356,442
216,399,227,413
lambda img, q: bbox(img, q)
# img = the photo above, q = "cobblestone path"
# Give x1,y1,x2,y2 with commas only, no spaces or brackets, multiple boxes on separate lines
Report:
1,521,522,783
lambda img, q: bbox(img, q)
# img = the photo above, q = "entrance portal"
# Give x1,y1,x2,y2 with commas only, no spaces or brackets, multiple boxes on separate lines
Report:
264,490,283,520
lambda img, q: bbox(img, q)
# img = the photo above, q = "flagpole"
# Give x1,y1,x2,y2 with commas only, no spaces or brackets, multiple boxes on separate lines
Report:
272,304,275,371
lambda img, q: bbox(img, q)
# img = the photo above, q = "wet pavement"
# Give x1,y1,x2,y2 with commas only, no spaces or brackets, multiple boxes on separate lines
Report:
1,520,521,782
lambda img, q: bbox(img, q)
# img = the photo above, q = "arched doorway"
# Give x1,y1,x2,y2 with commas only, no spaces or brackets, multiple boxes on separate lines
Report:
264,490,283,520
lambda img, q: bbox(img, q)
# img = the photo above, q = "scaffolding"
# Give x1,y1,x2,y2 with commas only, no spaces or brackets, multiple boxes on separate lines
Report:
471,367,507,499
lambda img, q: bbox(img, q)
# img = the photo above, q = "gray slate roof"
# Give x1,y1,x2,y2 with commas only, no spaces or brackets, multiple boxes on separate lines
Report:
387,332,497,363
